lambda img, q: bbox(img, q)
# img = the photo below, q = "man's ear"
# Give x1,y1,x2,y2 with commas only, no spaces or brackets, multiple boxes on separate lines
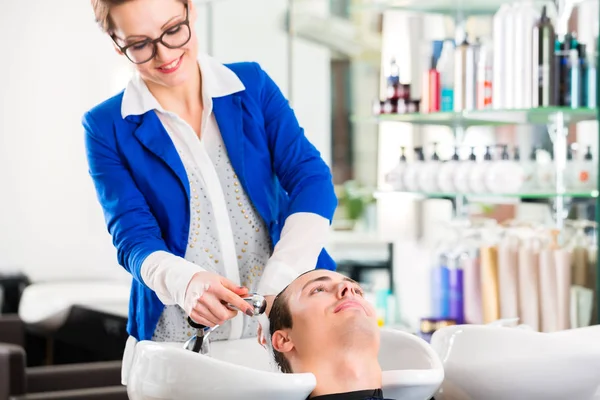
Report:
272,330,294,354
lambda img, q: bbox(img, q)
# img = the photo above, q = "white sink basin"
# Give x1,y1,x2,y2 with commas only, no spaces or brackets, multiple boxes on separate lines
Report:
430,323,600,400
123,328,444,400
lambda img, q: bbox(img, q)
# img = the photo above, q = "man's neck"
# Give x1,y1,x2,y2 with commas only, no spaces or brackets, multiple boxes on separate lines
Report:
145,63,203,115
304,347,382,398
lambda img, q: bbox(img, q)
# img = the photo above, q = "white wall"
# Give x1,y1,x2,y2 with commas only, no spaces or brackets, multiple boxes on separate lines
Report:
0,0,330,283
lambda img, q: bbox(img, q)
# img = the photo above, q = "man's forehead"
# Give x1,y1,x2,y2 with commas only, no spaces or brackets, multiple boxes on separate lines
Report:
290,270,357,293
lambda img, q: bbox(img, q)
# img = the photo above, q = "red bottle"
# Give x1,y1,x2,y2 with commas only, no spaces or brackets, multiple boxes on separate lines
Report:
428,57,441,112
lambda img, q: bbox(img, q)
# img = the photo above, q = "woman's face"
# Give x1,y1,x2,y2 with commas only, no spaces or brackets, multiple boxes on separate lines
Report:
110,0,199,89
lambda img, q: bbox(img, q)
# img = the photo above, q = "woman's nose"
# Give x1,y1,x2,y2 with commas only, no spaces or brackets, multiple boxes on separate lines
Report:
155,43,180,63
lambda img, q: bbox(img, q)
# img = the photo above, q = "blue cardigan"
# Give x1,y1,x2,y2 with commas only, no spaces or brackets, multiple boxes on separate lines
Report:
83,62,337,341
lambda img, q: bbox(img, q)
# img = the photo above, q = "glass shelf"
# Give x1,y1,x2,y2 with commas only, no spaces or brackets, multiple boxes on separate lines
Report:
375,190,599,200
349,0,519,15
353,107,598,127
341,0,598,16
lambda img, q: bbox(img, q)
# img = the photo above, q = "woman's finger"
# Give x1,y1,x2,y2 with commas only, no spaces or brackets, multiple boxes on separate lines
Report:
192,296,223,326
189,310,217,328
201,293,237,324
216,285,254,315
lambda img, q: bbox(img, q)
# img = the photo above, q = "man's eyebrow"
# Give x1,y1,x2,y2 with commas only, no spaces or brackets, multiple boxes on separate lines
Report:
301,275,357,292
124,15,182,40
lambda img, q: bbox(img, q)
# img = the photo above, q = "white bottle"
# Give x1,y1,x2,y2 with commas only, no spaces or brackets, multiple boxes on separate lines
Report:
385,147,408,191
493,4,511,109
403,147,425,192
565,145,575,191
521,146,540,192
503,4,518,109
437,147,461,193
536,149,556,191
485,145,526,194
418,143,442,193
572,146,597,191
453,147,477,193
514,1,538,109
469,146,493,193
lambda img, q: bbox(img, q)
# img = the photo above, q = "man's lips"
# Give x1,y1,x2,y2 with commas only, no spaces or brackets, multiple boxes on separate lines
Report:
334,300,365,313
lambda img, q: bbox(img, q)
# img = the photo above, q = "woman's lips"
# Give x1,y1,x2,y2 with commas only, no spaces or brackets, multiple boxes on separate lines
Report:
334,300,364,313
157,55,183,74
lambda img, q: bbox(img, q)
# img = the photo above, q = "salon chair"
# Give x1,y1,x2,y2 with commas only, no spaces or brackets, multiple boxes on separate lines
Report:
0,271,30,314
0,315,126,400
17,281,130,365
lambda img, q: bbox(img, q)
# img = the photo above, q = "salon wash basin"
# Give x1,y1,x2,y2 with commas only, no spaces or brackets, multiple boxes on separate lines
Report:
430,321,600,400
122,328,444,400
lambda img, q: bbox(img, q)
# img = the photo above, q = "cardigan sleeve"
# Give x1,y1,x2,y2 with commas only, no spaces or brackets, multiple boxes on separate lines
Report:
83,111,204,296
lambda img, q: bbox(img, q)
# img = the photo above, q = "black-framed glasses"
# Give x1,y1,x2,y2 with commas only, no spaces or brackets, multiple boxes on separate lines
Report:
112,4,191,65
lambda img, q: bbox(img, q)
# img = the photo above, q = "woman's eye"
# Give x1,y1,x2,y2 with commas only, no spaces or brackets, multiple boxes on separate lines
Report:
166,25,182,35
131,42,149,51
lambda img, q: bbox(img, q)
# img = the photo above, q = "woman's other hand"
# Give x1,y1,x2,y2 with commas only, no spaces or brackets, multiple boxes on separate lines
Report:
184,271,253,327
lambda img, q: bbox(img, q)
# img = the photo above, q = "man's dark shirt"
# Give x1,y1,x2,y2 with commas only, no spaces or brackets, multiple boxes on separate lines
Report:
308,388,393,400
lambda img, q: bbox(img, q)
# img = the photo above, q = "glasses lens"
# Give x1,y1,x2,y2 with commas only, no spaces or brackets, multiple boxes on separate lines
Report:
162,23,191,49
125,41,155,64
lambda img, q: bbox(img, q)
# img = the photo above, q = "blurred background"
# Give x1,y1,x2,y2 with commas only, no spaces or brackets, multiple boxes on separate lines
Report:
0,0,599,375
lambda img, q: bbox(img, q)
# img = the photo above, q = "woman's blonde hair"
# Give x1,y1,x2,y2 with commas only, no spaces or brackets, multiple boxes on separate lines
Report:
91,0,188,33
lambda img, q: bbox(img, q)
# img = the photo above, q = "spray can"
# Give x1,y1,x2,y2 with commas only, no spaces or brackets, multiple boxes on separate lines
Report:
532,5,556,107
493,4,511,109
453,37,470,112
465,40,481,110
477,43,493,109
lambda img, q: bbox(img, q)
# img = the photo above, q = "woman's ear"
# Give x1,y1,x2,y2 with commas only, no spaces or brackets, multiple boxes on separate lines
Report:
272,330,294,354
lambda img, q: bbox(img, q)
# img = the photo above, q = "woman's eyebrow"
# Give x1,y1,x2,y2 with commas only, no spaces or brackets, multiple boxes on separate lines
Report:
124,14,183,40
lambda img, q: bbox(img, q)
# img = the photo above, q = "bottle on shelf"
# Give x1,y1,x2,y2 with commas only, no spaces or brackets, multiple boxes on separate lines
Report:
521,146,539,192
532,5,556,108
485,145,526,194
586,43,597,108
465,38,480,111
454,147,477,193
536,149,556,191
418,143,442,193
493,3,511,109
514,1,537,109
437,147,461,193
438,39,455,112
572,146,597,191
428,56,441,113
385,146,408,191
476,42,493,110
453,36,470,112
570,47,582,108
403,147,426,192
468,146,493,193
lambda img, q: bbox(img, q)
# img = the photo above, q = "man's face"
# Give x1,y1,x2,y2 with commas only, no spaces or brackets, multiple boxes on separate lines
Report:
271,270,379,371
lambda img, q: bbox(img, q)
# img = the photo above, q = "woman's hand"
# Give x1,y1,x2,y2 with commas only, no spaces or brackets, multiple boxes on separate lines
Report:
257,295,275,347
184,271,254,327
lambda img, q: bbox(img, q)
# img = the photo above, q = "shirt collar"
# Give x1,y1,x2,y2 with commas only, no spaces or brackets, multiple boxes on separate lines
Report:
121,52,245,119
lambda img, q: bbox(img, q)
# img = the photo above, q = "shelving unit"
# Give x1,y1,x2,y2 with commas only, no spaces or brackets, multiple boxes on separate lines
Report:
289,0,600,323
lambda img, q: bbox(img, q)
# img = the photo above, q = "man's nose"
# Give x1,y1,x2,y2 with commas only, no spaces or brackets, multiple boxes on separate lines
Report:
337,281,359,298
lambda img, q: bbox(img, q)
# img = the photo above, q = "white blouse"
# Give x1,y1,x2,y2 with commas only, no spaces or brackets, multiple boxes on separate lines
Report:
120,53,331,342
